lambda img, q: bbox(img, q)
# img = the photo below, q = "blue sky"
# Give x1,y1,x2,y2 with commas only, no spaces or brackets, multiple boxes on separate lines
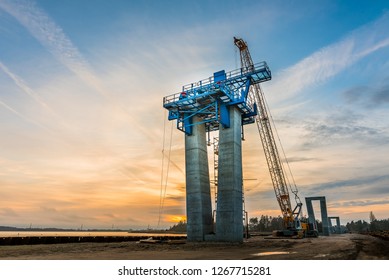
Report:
0,0,388,229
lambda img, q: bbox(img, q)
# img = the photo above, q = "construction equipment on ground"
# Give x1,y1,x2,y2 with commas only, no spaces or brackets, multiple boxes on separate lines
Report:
234,37,318,238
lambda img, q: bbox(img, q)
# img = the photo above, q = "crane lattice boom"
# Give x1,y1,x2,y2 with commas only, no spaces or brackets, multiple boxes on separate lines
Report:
234,37,301,226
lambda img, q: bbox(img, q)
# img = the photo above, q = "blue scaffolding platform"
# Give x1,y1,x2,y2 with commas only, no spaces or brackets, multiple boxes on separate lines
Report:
163,62,271,134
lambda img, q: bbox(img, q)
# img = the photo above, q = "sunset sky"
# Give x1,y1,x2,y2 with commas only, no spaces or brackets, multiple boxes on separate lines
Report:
0,0,388,230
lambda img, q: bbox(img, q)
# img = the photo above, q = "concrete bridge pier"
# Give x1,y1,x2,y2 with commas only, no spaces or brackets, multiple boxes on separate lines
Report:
215,107,243,242
185,116,213,241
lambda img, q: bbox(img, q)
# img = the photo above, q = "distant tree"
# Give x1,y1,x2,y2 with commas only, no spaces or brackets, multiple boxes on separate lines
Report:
346,220,370,233
370,212,377,231
249,217,259,231
370,218,389,231
248,215,284,232
260,215,272,230
346,221,354,232
369,211,377,223
168,220,187,232
272,216,284,230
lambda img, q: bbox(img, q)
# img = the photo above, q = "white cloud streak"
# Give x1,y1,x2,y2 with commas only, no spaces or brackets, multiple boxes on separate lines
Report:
0,98,45,129
0,60,61,118
0,0,91,83
0,0,159,142
268,12,389,100
0,61,48,129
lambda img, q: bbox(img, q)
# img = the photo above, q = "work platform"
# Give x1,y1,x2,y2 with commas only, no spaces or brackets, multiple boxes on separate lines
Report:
163,62,271,134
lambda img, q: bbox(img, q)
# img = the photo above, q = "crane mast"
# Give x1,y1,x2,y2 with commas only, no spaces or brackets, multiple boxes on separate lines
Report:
234,37,302,228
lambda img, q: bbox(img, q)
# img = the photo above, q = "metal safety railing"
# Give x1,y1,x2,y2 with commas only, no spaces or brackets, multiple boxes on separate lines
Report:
163,61,271,107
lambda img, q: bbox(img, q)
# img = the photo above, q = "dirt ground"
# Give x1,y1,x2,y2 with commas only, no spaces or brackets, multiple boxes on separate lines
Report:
0,233,387,260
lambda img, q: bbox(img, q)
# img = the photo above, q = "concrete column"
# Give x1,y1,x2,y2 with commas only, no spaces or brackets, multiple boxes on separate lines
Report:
328,218,333,229
320,198,330,236
185,116,213,241
336,217,341,234
216,106,243,242
305,197,316,225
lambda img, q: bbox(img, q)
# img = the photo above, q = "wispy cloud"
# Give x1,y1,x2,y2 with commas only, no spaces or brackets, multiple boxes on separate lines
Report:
0,0,91,83
303,120,383,148
0,98,46,129
307,174,389,192
0,207,19,217
0,0,159,142
296,107,389,150
268,12,389,100
281,156,319,163
0,59,51,129
331,199,389,208
0,60,65,122
342,81,389,107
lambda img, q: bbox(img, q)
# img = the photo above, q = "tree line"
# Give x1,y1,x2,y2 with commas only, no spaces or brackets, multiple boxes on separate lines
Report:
346,212,389,232
248,215,284,232
248,215,325,232
167,212,389,233
167,216,322,233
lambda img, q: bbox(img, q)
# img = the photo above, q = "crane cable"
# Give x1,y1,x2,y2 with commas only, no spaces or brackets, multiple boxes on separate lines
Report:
158,111,174,227
158,113,167,227
262,93,300,203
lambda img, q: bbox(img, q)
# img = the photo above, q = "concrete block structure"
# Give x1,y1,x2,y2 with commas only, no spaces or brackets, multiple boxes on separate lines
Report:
215,107,243,242
305,196,330,236
185,116,213,241
328,216,341,234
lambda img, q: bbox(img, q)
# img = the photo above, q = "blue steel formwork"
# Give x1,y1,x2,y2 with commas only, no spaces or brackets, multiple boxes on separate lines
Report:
163,62,271,135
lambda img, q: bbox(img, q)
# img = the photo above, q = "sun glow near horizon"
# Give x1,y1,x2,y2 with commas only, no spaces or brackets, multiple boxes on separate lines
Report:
0,0,388,229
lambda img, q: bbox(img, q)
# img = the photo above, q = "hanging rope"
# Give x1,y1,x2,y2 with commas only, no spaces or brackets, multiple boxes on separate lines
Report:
158,113,174,227
158,111,167,227
161,121,174,220
234,46,239,69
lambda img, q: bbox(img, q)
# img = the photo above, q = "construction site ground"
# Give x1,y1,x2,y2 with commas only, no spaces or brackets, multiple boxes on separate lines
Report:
0,233,387,260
